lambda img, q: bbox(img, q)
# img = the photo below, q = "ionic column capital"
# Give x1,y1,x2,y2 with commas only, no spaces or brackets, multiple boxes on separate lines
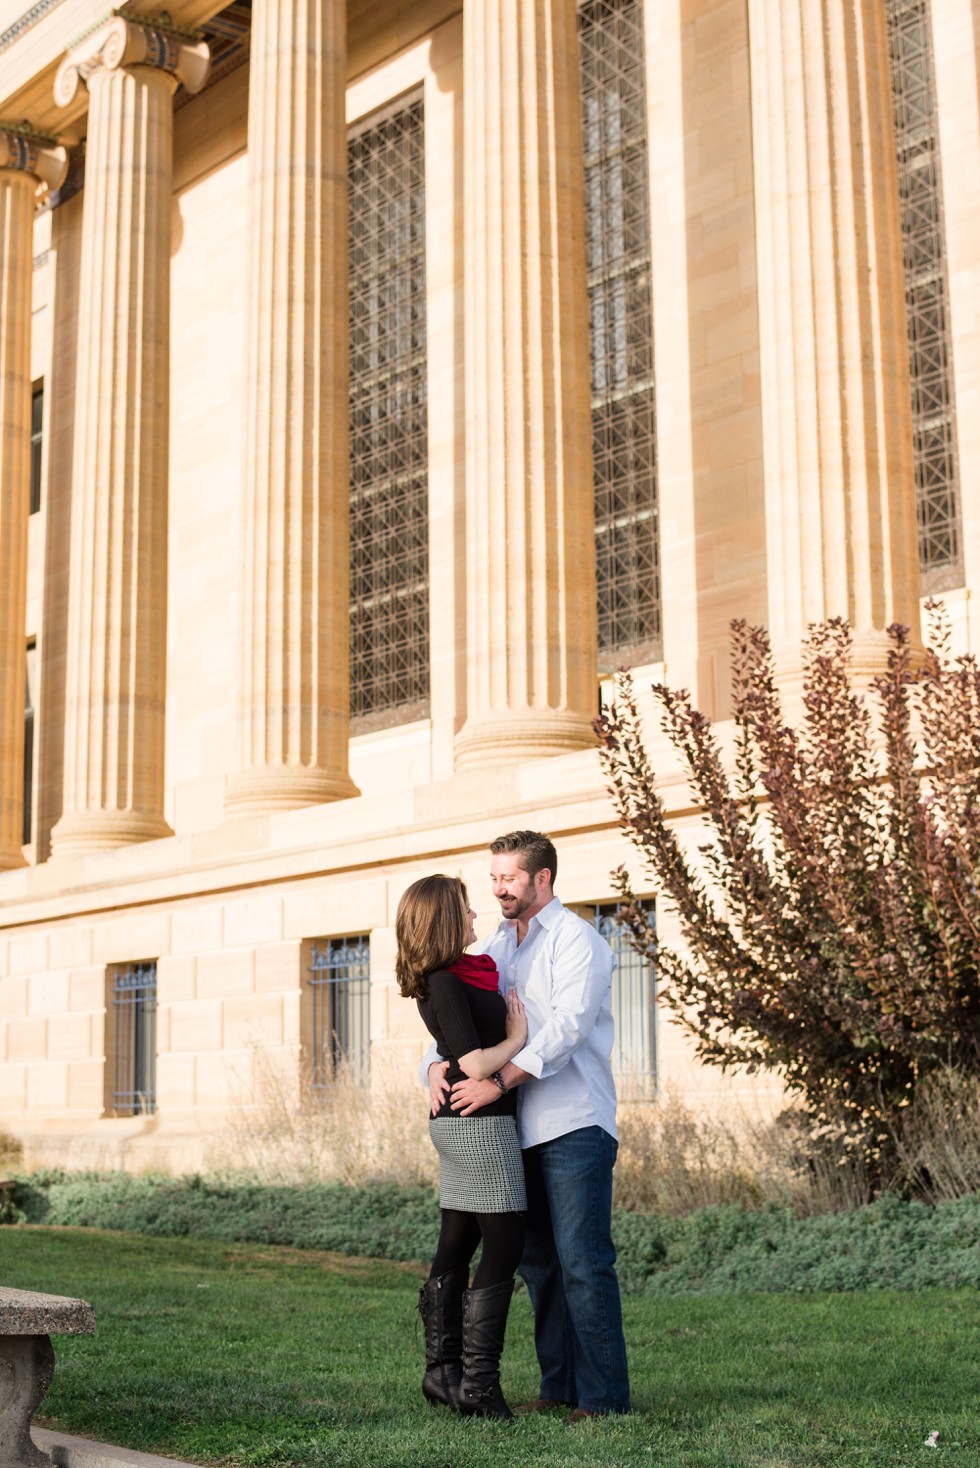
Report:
0,127,68,194
54,13,210,107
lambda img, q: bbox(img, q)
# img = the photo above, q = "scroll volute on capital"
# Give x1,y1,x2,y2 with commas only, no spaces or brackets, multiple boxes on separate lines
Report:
54,14,211,107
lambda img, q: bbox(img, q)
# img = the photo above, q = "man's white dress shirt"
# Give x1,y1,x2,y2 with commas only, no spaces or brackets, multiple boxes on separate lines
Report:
481,897,618,1149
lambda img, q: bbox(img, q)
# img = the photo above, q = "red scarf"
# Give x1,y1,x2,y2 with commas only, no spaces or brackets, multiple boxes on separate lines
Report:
446,954,500,992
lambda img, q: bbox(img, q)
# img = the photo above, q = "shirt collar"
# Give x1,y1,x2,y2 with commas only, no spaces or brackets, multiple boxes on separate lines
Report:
534,896,563,928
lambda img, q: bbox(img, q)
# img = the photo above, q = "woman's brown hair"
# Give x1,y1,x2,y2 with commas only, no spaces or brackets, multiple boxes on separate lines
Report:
395,874,469,1000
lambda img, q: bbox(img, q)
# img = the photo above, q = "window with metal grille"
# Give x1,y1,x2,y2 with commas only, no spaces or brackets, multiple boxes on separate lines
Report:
308,936,371,1095
579,0,660,664
109,963,157,1116
885,0,962,589
348,97,430,727
589,901,656,1099
30,385,42,515
22,641,36,847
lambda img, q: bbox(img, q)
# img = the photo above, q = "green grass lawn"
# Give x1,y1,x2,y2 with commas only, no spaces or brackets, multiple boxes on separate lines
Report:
3,1226,976,1468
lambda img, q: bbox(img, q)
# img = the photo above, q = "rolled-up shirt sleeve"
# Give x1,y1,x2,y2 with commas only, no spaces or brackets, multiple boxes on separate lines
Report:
511,921,614,1079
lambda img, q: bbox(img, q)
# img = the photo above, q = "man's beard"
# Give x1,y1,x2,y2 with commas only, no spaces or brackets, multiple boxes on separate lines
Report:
499,887,537,919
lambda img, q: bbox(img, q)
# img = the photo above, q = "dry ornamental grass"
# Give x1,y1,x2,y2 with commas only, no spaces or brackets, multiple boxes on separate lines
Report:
206,1048,439,1189
206,1047,979,1216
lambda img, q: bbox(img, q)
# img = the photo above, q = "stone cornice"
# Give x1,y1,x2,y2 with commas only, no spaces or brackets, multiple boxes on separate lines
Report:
0,757,619,930
0,122,67,188
53,9,210,105
64,4,202,50
0,0,65,57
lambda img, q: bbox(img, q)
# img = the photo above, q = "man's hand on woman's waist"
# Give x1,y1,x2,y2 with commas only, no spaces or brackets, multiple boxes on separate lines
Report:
450,1061,530,1115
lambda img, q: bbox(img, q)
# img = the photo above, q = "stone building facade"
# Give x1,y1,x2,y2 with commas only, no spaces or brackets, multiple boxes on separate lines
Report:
0,0,977,1169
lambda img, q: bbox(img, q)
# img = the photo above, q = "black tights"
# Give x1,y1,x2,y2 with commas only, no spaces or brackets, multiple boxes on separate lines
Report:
429,1207,525,1291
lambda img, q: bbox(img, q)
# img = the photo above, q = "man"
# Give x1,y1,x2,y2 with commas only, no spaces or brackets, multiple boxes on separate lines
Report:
434,829,631,1419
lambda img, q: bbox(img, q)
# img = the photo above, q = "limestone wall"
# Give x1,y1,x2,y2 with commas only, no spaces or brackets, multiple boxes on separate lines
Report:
1,0,978,1170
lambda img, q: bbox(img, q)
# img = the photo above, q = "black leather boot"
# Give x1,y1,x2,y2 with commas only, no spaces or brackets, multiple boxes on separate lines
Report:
418,1270,465,1409
457,1280,514,1420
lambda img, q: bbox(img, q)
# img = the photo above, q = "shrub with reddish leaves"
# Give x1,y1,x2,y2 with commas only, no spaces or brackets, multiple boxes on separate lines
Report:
595,605,980,1171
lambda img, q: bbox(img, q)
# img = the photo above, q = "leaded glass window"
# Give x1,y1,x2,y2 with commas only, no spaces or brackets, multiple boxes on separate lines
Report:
109,963,157,1116
348,97,430,726
308,936,371,1093
30,385,42,515
588,901,657,1099
579,0,660,662
22,641,36,847
886,0,962,589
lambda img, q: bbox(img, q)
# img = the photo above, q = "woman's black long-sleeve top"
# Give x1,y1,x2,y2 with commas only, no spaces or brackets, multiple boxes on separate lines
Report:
417,970,518,1120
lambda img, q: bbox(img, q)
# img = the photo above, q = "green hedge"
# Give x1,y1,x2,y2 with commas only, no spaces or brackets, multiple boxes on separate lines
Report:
5,1171,979,1294
612,1191,980,1293
6,1173,439,1261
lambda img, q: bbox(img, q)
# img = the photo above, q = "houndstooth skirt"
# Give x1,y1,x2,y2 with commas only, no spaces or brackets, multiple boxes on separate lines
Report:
429,1115,527,1213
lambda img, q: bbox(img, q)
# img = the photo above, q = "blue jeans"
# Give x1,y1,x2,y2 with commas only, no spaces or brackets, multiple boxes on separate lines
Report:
519,1125,630,1414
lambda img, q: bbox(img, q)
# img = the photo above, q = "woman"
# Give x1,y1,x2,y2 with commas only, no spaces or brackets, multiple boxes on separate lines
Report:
395,874,528,1420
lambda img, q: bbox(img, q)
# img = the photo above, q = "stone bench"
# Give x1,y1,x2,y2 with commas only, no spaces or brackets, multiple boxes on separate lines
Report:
0,1287,96,1468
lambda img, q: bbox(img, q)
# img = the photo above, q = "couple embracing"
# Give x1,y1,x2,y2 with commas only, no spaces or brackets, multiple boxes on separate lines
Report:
395,830,631,1423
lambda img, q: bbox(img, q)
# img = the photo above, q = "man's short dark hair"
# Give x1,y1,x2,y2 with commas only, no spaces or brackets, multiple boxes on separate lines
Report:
490,830,558,884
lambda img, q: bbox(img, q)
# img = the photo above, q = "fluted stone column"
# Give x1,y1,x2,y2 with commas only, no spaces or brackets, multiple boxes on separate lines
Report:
749,0,922,679
224,0,358,813
50,19,209,855
0,131,67,869
454,0,598,767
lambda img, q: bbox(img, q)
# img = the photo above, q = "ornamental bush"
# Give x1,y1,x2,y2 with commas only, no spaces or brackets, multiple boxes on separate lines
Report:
594,607,980,1174
7,1171,979,1292
10,1171,441,1259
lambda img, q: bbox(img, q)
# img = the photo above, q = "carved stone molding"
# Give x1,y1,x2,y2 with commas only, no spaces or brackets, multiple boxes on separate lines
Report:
0,127,67,193
54,14,210,107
